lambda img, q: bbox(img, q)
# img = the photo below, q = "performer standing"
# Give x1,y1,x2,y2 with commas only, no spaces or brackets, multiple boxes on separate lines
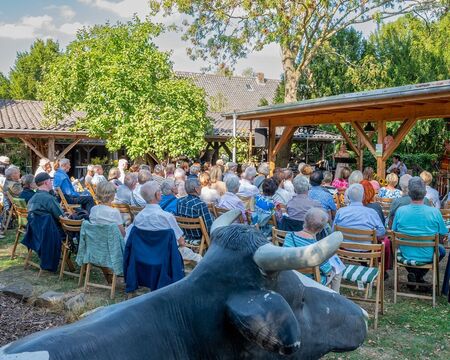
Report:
334,143,350,179
387,155,407,176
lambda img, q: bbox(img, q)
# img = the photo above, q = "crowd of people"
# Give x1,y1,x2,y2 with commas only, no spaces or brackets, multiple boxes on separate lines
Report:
0,153,448,294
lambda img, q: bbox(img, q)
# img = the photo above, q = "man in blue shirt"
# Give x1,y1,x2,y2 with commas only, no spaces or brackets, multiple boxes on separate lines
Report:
392,177,447,285
332,183,386,240
53,158,95,213
308,171,337,221
160,179,178,214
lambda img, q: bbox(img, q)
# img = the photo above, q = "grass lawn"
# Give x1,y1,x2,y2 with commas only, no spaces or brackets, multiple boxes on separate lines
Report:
1,228,449,358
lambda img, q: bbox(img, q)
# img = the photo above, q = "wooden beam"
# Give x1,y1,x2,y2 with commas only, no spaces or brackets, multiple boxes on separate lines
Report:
47,137,55,161
19,137,46,159
248,119,253,162
351,122,377,157
56,139,81,160
221,143,233,158
382,117,418,161
268,120,276,175
335,124,360,157
377,120,387,178
272,126,297,157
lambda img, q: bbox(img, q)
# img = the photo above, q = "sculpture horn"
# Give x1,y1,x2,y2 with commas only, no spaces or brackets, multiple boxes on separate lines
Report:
253,232,343,272
210,209,242,234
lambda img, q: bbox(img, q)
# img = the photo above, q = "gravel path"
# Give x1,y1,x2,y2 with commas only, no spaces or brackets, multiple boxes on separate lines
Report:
0,294,65,346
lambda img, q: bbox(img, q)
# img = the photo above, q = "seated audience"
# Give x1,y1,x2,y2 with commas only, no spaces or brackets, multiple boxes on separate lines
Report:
254,178,278,236
165,163,175,179
238,166,259,197
360,180,384,225
92,165,107,185
283,168,295,195
118,158,128,183
363,166,380,192
333,184,386,240
284,208,342,292
90,181,125,237
3,166,22,197
254,162,269,189
272,170,292,205
332,166,350,191
160,179,178,214
322,171,337,195
420,171,440,208
309,171,337,220
216,158,225,173
126,181,201,263
188,163,201,179
209,165,226,196
131,169,152,207
108,167,123,188
300,164,313,179
27,173,64,221
177,178,213,242
84,164,95,185
223,162,238,182
139,164,151,172
287,176,321,222
217,175,247,221
378,173,402,199
19,174,36,204
53,158,95,213
152,164,165,185
202,162,211,173
392,177,447,288
129,163,140,173
348,170,363,186
35,158,51,176
114,173,137,205
174,168,187,198
199,172,220,204
388,174,430,228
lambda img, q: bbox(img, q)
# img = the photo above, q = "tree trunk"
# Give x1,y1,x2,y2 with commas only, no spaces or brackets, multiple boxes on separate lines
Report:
276,47,300,167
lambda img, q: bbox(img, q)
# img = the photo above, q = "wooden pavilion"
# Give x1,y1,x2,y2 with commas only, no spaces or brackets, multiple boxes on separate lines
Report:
225,80,450,178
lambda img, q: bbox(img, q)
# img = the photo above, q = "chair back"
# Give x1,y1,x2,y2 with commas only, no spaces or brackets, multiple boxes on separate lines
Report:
335,225,377,244
15,206,28,228
392,232,439,258
213,205,244,223
55,187,76,214
85,182,96,198
207,203,217,218
272,228,288,246
175,215,210,255
129,205,144,220
237,195,254,211
59,216,83,233
375,196,393,218
337,242,384,269
440,208,450,221
111,203,131,214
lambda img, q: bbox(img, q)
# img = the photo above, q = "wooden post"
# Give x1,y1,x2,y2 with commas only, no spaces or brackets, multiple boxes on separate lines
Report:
47,137,55,161
268,120,276,175
376,120,386,178
248,119,253,162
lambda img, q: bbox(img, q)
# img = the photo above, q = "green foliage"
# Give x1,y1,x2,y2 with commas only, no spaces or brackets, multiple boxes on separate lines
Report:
209,92,229,112
8,39,60,100
0,139,30,171
39,19,210,161
363,150,439,174
0,73,10,98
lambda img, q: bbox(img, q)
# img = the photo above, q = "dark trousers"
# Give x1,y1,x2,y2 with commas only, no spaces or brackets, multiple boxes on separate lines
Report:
407,245,446,280
66,195,95,213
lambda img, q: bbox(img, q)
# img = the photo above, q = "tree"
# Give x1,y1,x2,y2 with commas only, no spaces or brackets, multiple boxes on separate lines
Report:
241,67,254,77
40,19,210,161
151,0,441,103
0,73,10,99
8,39,60,100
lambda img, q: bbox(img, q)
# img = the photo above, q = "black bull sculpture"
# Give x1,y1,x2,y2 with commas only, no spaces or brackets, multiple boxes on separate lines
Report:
1,210,368,359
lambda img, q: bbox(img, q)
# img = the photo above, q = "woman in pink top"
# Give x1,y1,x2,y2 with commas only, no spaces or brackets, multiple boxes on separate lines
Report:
363,167,380,192
331,166,350,191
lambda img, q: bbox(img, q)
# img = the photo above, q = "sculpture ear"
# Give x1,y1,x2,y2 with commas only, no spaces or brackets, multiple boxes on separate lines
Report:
226,290,301,355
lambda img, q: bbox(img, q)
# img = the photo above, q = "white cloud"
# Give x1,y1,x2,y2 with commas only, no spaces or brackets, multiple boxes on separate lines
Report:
21,15,53,28
45,5,76,20
58,22,86,36
78,0,150,19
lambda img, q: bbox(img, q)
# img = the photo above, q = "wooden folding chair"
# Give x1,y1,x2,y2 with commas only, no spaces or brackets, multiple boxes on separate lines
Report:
110,203,132,226
392,232,440,307
335,225,377,244
237,195,254,211
1,192,17,232
375,197,393,219
207,203,217,218
271,227,321,282
338,242,385,329
82,263,118,300
129,205,144,221
59,217,84,282
55,187,80,214
175,216,210,256
441,209,450,249
213,205,244,223
10,206,28,259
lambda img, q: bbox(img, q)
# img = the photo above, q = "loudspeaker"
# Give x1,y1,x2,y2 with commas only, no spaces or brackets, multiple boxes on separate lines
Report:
254,127,268,147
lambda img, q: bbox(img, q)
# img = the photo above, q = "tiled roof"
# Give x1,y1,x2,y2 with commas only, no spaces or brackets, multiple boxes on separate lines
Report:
0,99,84,134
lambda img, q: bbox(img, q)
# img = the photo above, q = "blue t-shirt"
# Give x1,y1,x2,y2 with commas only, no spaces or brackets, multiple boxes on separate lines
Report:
392,204,448,262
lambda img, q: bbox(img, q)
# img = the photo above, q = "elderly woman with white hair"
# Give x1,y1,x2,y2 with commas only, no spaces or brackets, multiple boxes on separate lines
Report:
84,164,95,185
35,158,52,176
254,162,269,189
284,208,343,292
217,175,247,222
3,165,22,197
238,166,260,197
114,173,138,205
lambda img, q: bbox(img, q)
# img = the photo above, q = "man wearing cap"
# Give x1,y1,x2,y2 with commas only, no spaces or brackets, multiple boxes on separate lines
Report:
28,173,64,221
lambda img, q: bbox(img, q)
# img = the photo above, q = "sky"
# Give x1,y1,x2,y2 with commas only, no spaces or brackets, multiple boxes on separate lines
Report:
0,0,380,80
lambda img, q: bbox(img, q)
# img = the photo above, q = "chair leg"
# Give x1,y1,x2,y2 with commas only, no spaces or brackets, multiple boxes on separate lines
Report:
24,249,32,269
381,270,385,315
59,245,68,280
11,230,20,259
374,276,381,330
432,258,436,308
393,259,398,304
78,264,86,287
110,273,117,299
84,263,91,292
5,209,13,231
38,269,43,278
